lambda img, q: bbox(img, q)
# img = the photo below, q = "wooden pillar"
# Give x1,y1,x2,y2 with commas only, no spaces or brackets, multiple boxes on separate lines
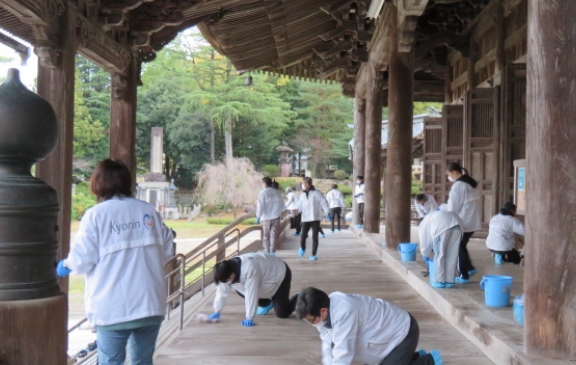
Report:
525,0,576,360
466,39,476,90
110,56,139,176
363,71,383,233
353,96,366,225
385,6,414,249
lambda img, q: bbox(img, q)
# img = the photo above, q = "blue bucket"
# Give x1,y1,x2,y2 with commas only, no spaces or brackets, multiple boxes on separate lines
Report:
479,276,513,307
398,243,417,261
513,295,524,326
427,260,437,286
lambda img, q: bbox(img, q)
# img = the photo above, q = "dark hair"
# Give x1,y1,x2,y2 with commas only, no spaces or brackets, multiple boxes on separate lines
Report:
500,202,517,216
302,176,313,186
213,260,236,284
416,193,426,202
272,180,280,190
90,159,133,201
332,184,338,190
262,176,272,186
446,162,470,175
295,287,330,319
357,175,364,180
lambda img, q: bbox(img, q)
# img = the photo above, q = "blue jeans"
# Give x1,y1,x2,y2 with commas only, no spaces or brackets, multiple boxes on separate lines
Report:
97,324,161,365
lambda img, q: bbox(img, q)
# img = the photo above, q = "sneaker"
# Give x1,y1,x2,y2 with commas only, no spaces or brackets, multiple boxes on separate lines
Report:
298,248,305,257
431,282,446,288
455,277,470,284
430,349,444,365
444,283,455,288
416,349,427,357
268,252,276,256
321,233,326,238
357,224,364,228
309,255,318,261
468,269,478,277
292,233,301,237
330,230,334,233
256,302,274,315
495,254,504,264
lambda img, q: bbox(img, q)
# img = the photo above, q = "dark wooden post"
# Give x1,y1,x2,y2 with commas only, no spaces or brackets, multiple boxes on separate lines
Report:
110,56,139,176
363,71,383,233
353,96,366,225
525,0,576,359
385,6,414,249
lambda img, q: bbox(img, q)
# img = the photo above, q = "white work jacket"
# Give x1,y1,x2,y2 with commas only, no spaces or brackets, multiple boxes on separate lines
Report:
285,191,299,210
298,189,330,222
419,210,463,257
415,194,438,218
446,181,482,232
256,187,284,221
213,253,287,320
326,189,346,209
486,214,525,251
318,292,411,365
354,183,365,204
66,196,175,327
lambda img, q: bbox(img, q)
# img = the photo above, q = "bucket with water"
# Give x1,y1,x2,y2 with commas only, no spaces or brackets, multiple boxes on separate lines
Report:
479,276,513,307
397,243,417,261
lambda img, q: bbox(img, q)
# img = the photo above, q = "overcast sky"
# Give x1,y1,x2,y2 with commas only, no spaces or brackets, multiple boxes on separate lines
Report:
0,29,38,89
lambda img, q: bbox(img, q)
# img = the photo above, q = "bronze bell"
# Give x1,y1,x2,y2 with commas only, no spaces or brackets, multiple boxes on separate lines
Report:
0,68,60,300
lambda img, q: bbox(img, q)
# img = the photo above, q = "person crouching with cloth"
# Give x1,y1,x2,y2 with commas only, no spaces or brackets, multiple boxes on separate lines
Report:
419,206,464,288
296,287,444,365
207,253,299,326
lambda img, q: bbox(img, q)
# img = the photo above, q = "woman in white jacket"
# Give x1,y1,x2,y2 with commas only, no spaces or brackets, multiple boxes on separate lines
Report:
326,184,346,232
486,202,525,264
207,253,299,326
56,159,175,365
298,177,330,261
296,287,443,365
445,162,481,284
285,187,302,236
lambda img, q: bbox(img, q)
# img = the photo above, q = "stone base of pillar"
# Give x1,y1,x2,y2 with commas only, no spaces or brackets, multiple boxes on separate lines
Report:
0,293,68,364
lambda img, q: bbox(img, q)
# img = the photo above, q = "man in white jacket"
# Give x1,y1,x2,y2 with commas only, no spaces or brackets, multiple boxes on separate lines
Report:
353,175,365,228
419,207,463,288
298,177,330,261
326,184,346,232
207,253,299,326
256,177,284,255
296,287,443,365
486,202,525,264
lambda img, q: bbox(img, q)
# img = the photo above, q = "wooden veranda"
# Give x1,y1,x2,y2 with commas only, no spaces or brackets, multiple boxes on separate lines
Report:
0,0,575,363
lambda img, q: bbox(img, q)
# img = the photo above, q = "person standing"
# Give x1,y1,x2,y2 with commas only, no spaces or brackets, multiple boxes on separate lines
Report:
326,184,346,232
56,159,175,365
445,162,481,284
415,193,438,218
486,202,525,264
354,175,365,228
256,177,284,256
298,177,330,261
285,187,301,236
207,253,299,326
296,287,443,365
419,207,463,288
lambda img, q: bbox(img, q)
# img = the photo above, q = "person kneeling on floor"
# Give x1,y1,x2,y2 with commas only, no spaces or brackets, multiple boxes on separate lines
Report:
419,206,464,288
296,287,444,365
207,252,298,327
486,202,525,264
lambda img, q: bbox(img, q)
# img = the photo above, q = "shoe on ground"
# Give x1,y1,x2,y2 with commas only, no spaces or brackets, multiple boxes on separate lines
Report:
468,269,478,276
455,277,470,284
416,349,427,357
357,224,364,228
430,349,444,365
444,283,455,288
268,252,276,256
292,233,301,236
309,255,318,261
256,302,274,315
298,248,305,257
321,233,326,238
431,282,446,288
330,230,334,233
495,254,504,264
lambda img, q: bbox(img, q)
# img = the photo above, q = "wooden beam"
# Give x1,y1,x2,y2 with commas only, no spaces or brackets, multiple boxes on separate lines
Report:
0,32,28,54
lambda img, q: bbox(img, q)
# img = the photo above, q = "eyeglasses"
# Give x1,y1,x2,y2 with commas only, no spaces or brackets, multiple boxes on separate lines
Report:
303,316,317,325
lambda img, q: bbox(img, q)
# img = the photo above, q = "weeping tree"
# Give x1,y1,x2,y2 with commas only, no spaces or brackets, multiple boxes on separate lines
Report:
194,157,263,217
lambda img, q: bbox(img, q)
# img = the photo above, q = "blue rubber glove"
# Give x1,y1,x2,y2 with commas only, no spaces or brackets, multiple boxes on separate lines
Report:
208,312,220,321
241,319,254,327
255,217,261,224
56,259,71,277
423,256,432,263
327,214,332,221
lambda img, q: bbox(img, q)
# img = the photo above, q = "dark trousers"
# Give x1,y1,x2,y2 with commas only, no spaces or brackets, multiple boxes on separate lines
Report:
489,248,522,264
301,221,320,256
458,232,475,279
237,264,297,318
358,203,364,224
330,207,342,231
378,314,434,365
293,213,302,234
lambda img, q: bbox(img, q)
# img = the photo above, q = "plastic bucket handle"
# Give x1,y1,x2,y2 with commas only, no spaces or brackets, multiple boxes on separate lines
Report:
397,244,417,253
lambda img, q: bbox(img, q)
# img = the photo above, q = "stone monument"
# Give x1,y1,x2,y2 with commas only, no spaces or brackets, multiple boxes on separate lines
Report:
276,141,294,177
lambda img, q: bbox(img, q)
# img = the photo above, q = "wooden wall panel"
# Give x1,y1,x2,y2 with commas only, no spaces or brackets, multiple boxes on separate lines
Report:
442,104,464,203
423,117,443,203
